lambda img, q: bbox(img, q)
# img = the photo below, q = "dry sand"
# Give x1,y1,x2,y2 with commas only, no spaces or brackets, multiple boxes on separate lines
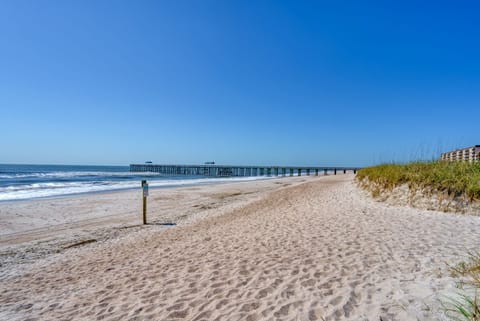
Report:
1,175,480,321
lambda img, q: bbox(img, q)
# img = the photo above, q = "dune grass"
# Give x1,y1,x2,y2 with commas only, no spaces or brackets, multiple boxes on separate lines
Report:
446,252,480,320
357,161,480,201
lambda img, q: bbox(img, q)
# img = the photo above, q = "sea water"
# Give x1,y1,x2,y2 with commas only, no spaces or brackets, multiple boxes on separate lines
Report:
0,164,269,201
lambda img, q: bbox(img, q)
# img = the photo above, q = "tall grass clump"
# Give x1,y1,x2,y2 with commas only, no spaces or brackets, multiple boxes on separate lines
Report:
445,252,480,320
357,161,480,201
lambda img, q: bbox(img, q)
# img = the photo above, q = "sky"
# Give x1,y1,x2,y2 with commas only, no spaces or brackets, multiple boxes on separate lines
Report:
1,0,479,167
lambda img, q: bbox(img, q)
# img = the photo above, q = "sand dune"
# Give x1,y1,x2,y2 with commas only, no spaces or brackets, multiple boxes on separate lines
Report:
1,175,480,320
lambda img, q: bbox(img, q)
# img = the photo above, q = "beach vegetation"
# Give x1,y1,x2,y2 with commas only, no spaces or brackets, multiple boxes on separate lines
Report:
357,161,480,201
445,252,480,321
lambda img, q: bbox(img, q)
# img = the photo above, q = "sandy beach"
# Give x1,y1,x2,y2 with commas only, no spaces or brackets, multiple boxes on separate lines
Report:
1,175,480,321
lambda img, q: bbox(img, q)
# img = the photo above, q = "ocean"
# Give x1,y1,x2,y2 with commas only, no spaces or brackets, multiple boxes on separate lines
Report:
0,164,269,202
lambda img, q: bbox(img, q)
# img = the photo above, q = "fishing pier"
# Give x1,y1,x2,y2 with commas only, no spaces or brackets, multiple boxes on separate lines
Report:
129,164,360,177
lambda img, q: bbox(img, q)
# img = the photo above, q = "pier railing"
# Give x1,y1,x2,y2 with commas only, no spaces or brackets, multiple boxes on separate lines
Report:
129,164,360,177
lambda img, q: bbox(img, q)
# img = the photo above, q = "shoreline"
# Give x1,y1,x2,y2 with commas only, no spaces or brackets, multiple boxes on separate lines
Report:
0,175,277,204
0,176,284,204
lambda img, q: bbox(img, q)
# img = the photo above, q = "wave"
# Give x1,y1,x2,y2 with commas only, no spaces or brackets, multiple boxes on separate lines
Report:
0,176,272,201
0,171,162,179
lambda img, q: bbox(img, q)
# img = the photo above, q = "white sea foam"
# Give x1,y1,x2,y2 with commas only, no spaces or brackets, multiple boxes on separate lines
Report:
0,171,162,179
0,176,273,201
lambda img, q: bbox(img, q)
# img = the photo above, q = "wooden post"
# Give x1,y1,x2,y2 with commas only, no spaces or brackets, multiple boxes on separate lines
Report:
315,169,318,176
334,168,337,175
143,196,147,224
141,180,148,225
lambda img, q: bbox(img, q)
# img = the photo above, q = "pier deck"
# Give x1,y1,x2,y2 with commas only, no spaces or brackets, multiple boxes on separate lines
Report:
130,164,360,177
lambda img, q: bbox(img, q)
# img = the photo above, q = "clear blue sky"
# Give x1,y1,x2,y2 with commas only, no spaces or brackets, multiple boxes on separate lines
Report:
1,1,479,166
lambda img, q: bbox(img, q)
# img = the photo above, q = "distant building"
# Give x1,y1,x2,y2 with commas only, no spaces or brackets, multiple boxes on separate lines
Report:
440,145,480,162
